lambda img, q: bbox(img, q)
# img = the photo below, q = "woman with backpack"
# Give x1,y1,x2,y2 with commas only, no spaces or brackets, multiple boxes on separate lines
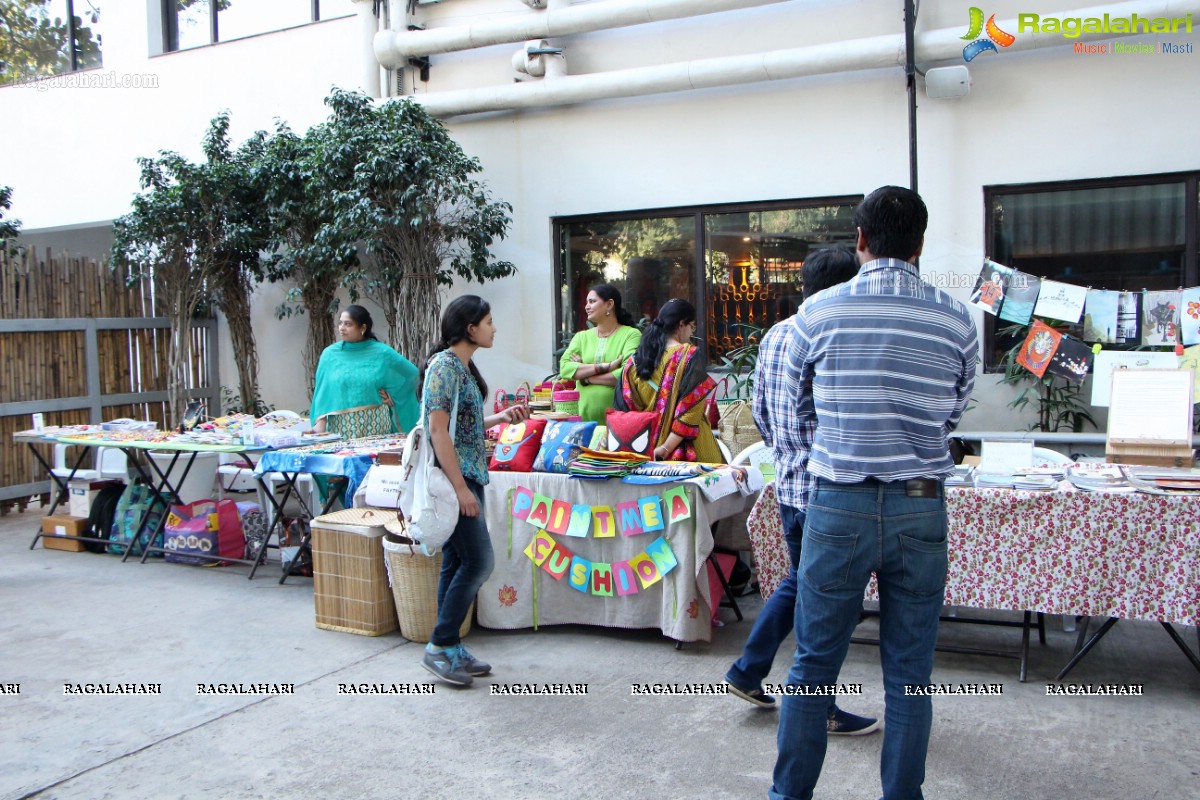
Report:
419,295,528,686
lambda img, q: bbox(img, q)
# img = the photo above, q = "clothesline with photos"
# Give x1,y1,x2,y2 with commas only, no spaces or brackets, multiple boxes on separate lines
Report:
970,258,1200,401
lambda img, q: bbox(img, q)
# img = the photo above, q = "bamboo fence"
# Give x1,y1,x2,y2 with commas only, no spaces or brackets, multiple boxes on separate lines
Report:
0,246,211,512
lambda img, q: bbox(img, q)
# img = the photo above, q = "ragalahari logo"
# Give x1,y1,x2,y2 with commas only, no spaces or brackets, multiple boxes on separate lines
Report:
961,7,1016,61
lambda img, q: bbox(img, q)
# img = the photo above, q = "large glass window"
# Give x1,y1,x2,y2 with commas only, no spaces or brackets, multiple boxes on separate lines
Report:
163,0,351,52
1,0,103,84
983,173,1200,369
554,198,860,366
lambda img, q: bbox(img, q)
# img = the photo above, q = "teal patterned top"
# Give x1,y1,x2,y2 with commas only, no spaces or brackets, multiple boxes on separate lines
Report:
422,350,489,486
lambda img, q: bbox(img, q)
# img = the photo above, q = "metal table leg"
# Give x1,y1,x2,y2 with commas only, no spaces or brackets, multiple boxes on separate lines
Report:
1054,616,1119,681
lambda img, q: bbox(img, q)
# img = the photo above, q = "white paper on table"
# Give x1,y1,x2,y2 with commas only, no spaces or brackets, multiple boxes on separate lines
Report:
1090,350,1179,407
979,441,1034,473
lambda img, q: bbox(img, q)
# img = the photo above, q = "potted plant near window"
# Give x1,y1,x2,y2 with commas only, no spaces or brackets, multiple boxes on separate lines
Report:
714,323,766,458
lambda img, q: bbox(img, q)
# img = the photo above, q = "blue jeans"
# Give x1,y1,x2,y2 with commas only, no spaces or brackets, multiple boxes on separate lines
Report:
431,480,494,647
771,478,947,800
726,504,806,691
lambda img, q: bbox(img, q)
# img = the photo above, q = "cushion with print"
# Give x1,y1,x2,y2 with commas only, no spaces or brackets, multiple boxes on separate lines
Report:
533,420,598,473
605,409,659,457
488,418,548,472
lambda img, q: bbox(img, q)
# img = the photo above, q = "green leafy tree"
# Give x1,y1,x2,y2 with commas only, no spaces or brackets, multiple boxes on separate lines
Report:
111,113,270,425
0,185,21,241
323,89,516,362
254,118,361,399
1,0,101,84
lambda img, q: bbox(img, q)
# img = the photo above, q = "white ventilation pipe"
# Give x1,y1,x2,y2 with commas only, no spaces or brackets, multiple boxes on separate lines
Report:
410,0,1200,117
354,0,381,97
375,0,794,65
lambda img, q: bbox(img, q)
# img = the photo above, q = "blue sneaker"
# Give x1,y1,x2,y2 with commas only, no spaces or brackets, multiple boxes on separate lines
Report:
724,679,776,709
422,646,473,686
827,706,880,736
447,643,491,677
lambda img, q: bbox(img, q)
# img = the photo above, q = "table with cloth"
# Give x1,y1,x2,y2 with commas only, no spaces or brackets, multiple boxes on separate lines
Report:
746,481,1200,673
478,470,757,643
254,434,406,582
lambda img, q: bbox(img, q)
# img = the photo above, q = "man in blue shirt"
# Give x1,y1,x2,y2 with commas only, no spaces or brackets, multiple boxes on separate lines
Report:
770,187,978,800
725,246,878,736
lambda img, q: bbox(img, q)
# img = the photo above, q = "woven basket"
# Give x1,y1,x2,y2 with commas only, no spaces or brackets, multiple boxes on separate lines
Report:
717,399,763,459
310,508,398,637
552,378,581,416
381,533,471,642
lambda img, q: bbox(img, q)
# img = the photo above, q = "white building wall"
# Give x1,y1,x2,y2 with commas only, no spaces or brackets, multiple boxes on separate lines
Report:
3,1,1198,430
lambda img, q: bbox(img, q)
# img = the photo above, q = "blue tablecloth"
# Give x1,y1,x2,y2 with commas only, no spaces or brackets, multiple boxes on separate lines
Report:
254,435,405,506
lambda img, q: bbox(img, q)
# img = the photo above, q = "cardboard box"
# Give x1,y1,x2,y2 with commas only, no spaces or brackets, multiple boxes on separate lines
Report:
68,479,121,518
41,514,89,552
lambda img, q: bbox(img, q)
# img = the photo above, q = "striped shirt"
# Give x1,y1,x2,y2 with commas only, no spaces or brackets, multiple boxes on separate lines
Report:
753,320,817,510
784,258,978,484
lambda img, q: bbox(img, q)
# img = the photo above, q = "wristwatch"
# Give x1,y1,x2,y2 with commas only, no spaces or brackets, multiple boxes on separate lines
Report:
579,376,589,386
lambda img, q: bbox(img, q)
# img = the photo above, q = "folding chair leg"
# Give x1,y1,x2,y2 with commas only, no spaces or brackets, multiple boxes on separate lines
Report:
709,553,743,622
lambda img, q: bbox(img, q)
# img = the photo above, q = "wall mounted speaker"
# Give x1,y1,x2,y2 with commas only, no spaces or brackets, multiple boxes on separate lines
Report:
925,66,971,99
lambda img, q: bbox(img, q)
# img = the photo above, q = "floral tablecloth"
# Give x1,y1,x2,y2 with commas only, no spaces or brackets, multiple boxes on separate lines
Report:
746,481,1200,627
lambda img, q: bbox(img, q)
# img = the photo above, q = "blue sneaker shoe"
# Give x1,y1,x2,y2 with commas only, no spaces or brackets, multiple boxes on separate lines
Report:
724,678,776,709
422,646,473,686
827,706,880,736
447,643,491,677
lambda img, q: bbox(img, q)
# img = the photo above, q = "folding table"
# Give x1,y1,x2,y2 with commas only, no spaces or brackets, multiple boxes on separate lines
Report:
29,433,269,575
253,433,406,584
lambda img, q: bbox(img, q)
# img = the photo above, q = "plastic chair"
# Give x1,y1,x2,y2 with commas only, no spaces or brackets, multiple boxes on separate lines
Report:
716,439,733,464
51,444,129,482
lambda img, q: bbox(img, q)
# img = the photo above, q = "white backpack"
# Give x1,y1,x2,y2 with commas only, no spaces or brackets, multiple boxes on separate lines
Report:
397,393,461,556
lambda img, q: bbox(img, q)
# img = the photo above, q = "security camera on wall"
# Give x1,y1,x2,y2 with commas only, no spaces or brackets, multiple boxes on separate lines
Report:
924,66,971,99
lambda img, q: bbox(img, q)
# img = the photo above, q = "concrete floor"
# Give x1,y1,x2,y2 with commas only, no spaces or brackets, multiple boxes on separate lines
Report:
2,503,1198,800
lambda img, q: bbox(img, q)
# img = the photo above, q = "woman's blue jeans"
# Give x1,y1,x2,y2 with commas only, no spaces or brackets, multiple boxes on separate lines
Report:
431,480,494,647
771,478,948,800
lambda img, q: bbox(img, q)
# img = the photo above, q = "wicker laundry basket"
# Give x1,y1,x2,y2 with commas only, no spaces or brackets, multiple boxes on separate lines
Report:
382,532,472,643
310,508,398,636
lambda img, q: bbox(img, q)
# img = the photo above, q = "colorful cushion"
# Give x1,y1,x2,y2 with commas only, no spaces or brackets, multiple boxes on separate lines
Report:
488,418,547,472
605,409,658,457
589,426,608,450
533,420,598,473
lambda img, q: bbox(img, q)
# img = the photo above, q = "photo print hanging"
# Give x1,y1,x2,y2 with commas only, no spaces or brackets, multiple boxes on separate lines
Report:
969,259,1012,316
1141,290,1180,345
1082,290,1120,344
1015,319,1061,378
998,272,1041,325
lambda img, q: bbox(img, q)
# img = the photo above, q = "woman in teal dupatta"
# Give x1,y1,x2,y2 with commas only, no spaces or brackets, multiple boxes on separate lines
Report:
310,305,419,434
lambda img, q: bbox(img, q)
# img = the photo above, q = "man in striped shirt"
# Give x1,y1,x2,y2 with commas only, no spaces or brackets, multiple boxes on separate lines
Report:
770,186,978,800
725,246,878,735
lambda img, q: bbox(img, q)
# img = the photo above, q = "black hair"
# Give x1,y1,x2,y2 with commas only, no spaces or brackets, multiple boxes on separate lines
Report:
854,185,928,262
801,246,859,300
632,298,696,380
422,294,490,397
342,304,378,341
591,284,637,327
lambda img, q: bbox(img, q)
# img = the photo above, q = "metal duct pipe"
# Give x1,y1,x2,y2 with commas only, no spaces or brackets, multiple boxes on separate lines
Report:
375,0,794,65
410,0,1200,117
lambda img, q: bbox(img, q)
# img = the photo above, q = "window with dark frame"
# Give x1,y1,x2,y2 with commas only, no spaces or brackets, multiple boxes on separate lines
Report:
2,0,102,83
162,0,352,52
553,197,861,369
983,172,1200,371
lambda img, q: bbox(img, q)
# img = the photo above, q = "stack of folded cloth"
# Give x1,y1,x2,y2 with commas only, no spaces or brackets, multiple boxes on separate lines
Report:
568,447,650,479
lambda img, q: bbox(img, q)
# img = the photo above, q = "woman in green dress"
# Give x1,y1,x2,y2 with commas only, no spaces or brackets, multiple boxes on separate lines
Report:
558,284,642,424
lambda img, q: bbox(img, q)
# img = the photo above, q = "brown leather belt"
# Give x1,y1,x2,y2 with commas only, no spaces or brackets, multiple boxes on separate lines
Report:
904,478,942,498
